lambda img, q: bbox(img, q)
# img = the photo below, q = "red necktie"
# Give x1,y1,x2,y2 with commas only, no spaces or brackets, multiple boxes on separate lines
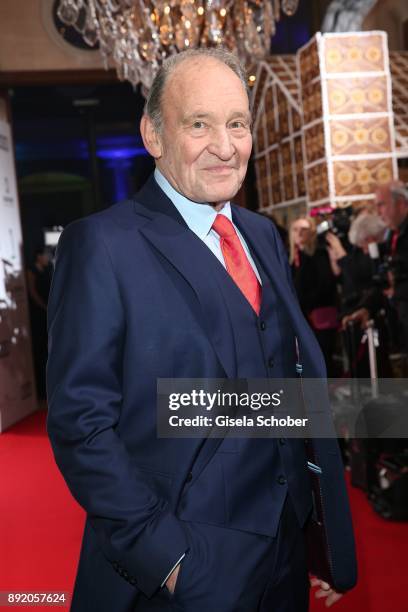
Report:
391,230,399,257
212,214,261,315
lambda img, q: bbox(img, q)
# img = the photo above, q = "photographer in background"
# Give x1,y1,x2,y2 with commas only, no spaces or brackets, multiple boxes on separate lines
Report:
334,212,387,325
328,211,392,376
375,181,408,355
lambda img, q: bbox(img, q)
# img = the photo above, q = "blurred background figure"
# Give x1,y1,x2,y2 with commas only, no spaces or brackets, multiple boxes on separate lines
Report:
336,182,408,375
375,182,408,356
289,216,340,376
329,211,393,377
27,247,52,401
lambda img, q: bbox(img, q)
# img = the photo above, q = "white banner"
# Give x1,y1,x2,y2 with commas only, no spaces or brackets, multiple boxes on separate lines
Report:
0,119,36,432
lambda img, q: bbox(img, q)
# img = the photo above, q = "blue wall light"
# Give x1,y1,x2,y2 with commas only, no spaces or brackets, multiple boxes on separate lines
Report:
96,136,148,160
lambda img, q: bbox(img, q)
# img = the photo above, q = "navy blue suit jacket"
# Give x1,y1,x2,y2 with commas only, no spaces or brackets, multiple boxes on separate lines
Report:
47,176,356,607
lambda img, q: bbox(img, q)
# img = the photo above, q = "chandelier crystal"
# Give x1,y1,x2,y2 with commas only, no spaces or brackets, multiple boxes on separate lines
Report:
56,0,299,91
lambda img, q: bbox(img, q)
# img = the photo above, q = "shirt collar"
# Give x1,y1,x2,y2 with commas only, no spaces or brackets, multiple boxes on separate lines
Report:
154,168,231,240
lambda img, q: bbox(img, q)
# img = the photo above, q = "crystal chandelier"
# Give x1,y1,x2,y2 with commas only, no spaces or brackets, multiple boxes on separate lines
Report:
56,0,300,91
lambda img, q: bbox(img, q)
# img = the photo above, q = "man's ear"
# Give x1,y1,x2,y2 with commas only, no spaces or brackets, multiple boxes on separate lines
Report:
140,115,163,159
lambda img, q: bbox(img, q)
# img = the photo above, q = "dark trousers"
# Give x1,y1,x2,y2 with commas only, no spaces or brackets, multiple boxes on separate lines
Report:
135,496,309,612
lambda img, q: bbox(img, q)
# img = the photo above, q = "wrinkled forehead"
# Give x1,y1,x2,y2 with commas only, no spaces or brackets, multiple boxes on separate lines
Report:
162,57,249,112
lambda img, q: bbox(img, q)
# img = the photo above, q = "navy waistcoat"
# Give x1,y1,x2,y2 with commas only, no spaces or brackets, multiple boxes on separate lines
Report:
177,234,312,537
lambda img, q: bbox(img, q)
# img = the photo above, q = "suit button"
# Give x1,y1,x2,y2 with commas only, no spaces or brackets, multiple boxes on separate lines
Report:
277,475,287,485
260,321,267,331
186,471,193,483
279,438,286,445
268,357,274,368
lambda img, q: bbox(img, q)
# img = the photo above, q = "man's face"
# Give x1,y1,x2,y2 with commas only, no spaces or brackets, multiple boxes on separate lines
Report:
376,186,395,228
375,185,408,230
142,58,252,207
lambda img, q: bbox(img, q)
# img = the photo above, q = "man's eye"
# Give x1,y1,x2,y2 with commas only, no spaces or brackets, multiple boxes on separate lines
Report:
230,121,247,129
192,121,205,129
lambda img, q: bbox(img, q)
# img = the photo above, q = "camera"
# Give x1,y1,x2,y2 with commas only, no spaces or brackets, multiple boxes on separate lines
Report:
316,208,352,246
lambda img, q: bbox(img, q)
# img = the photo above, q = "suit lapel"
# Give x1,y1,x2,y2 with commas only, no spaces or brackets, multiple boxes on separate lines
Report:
135,176,237,379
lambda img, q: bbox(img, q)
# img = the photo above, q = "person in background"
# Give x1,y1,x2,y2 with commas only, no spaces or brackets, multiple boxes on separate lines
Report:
27,247,52,400
342,184,408,356
330,211,387,326
327,211,393,376
375,181,408,354
290,216,340,376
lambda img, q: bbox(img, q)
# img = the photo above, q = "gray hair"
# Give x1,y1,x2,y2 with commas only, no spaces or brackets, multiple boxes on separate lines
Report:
391,184,408,204
144,48,249,133
348,212,386,247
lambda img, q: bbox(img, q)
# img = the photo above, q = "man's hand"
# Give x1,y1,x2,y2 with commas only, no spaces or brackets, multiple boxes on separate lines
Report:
341,307,370,330
310,577,343,607
325,232,347,260
165,563,180,595
325,232,347,277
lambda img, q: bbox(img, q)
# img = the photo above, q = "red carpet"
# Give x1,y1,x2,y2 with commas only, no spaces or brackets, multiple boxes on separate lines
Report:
1,410,407,611
0,411,84,611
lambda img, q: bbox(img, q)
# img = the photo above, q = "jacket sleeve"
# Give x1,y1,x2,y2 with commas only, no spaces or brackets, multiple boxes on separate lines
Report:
46,217,187,598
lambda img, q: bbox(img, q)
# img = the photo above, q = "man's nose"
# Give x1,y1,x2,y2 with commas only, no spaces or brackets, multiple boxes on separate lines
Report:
207,128,235,160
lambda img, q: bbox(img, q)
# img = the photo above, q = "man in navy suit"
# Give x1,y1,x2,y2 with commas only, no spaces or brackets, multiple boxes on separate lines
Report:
47,48,356,611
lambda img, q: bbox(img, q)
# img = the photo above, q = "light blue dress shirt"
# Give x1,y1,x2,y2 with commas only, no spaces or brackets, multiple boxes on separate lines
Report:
154,169,261,284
